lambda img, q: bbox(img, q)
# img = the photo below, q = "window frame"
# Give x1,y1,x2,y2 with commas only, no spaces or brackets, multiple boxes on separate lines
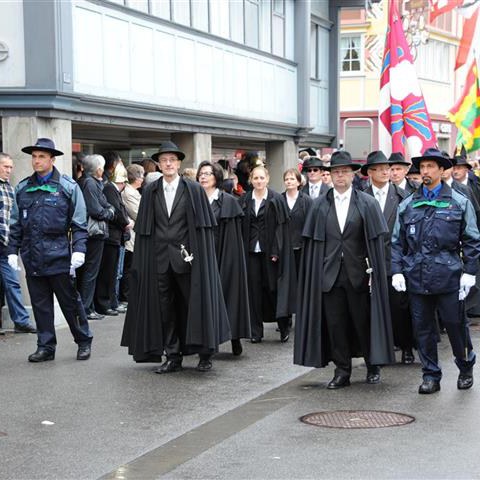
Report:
339,33,364,77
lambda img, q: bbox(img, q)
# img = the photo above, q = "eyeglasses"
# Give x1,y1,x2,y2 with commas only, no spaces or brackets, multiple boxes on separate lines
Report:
198,171,214,177
306,168,321,173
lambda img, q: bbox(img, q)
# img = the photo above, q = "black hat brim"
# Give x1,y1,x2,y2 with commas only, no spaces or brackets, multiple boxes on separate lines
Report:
324,162,362,172
412,155,452,170
151,150,185,162
21,146,64,157
360,162,390,176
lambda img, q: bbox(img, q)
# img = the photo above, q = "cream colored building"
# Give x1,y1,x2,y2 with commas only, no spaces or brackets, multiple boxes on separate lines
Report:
339,0,464,161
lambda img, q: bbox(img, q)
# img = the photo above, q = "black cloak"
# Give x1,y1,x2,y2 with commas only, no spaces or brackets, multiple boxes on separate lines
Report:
240,189,296,319
214,192,251,339
294,189,395,367
121,177,230,362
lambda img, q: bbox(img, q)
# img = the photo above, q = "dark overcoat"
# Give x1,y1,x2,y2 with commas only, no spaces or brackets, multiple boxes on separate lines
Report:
121,177,230,362
214,191,251,339
294,189,395,367
240,189,295,319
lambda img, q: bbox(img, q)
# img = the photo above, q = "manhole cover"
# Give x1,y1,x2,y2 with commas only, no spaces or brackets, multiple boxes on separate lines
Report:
300,410,415,429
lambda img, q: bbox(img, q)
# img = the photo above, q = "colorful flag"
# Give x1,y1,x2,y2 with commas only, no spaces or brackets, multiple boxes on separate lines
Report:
379,0,437,157
448,60,480,153
455,1,480,70
429,0,463,22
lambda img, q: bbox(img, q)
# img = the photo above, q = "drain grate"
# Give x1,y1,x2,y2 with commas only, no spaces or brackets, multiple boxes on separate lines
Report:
300,410,415,429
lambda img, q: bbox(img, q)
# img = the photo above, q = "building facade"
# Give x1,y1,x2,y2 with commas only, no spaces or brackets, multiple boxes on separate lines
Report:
339,0,465,161
0,0,363,188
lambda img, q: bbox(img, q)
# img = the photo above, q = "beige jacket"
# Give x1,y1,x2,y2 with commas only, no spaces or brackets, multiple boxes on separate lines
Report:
121,183,141,252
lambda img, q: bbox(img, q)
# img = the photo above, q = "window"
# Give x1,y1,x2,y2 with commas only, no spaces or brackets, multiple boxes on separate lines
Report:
245,0,260,48
311,22,329,81
415,39,451,83
105,0,291,59
340,35,362,73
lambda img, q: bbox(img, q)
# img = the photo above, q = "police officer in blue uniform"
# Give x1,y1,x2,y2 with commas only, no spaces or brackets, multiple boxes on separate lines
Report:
7,138,93,362
392,148,480,394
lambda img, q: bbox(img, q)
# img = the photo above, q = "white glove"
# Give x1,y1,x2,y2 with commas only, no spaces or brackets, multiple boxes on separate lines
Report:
7,254,20,271
459,273,476,301
70,252,85,270
392,273,407,292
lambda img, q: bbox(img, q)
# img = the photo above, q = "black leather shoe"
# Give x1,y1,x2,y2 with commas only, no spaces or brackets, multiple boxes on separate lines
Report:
457,372,474,390
197,358,213,372
155,359,183,374
280,329,290,343
418,379,441,394
366,366,381,384
87,312,104,320
77,345,91,361
327,375,351,389
104,309,118,316
28,349,55,362
251,337,262,344
14,323,37,333
231,339,243,356
401,349,415,364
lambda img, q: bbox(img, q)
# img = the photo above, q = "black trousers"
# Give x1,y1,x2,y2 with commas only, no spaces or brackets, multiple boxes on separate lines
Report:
27,273,92,352
94,243,119,314
77,238,104,314
157,266,191,360
247,252,288,339
119,249,133,303
323,264,371,377
388,279,415,350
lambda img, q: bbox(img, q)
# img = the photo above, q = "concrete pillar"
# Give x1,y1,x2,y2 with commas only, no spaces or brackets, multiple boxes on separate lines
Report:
1,116,72,329
2,116,73,186
171,132,212,170
265,140,297,191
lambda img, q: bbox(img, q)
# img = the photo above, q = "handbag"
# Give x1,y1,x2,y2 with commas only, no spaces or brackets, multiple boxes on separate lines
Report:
87,217,109,238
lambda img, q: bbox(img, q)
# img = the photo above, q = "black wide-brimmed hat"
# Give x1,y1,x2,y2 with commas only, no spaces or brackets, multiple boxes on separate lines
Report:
151,141,185,162
412,147,452,170
324,151,361,171
303,156,326,170
408,163,420,175
452,145,471,169
360,151,389,176
21,138,64,157
388,152,410,166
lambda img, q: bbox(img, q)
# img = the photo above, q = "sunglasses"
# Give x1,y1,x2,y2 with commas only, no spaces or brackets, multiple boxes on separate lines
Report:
306,168,321,173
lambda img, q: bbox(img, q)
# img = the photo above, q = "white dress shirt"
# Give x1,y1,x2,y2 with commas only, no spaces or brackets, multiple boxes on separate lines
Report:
334,186,352,233
286,192,298,210
163,174,180,217
445,177,453,186
398,178,407,191
461,177,469,186
309,182,321,199
372,183,389,212
253,189,268,252
208,188,220,205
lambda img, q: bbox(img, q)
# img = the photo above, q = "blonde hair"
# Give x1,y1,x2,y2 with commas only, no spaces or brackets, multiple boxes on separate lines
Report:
249,165,269,182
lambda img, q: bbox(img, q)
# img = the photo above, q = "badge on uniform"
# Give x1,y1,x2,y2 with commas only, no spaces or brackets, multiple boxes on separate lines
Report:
409,225,415,235
23,210,27,219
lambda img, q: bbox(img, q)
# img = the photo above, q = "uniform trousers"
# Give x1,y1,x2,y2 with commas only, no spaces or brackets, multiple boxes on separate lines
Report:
409,291,476,381
26,273,92,352
247,252,289,339
323,264,371,377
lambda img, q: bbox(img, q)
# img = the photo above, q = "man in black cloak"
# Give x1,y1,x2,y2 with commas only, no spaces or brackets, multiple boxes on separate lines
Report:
121,142,230,372
294,151,395,389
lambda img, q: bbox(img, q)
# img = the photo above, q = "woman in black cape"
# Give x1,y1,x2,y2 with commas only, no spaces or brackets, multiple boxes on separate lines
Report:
240,165,295,343
196,161,251,355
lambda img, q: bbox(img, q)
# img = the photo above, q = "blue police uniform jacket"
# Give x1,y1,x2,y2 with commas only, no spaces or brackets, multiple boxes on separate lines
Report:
8,167,88,276
391,182,480,294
